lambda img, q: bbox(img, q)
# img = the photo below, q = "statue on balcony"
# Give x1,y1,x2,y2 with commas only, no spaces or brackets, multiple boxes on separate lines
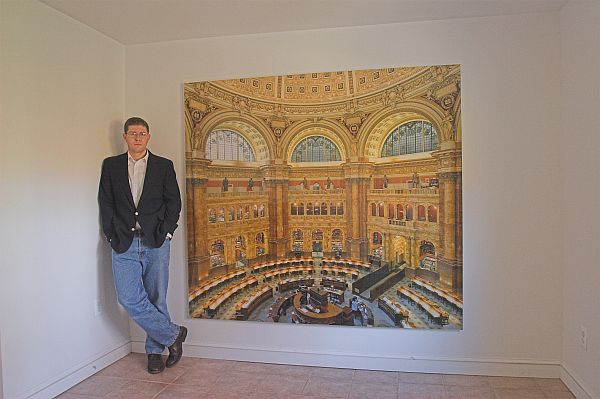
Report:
222,176,229,192
411,172,420,188
383,175,388,188
326,177,333,190
247,177,254,191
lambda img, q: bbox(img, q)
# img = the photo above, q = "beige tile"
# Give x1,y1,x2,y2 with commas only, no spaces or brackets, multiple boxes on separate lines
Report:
154,384,209,399
177,357,234,372
442,374,489,387
353,370,399,384
493,388,547,399
102,380,167,398
64,375,132,396
302,376,353,398
542,391,576,399
56,393,100,399
233,361,281,373
205,384,257,399
445,385,494,399
397,382,446,399
349,381,398,399
171,367,223,386
310,366,356,380
398,372,444,385
487,376,539,389
253,373,309,395
214,370,260,390
267,363,315,377
534,378,569,391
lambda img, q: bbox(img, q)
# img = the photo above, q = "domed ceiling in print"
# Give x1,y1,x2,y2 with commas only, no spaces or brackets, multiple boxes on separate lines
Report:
212,67,427,104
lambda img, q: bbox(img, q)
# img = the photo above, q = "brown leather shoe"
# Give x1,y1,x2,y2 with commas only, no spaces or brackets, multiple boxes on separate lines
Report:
166,326,187,368
147,354,164,374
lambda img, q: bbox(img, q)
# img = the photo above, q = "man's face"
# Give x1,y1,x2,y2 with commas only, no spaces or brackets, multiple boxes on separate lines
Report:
123,124,150,156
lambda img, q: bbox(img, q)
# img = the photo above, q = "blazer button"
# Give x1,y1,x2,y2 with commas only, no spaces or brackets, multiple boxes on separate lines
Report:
131,228,135,231
134,211,139,216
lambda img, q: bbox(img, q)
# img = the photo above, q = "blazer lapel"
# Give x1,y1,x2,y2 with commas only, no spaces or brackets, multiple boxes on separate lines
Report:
138,151,155,206
119,152,135,207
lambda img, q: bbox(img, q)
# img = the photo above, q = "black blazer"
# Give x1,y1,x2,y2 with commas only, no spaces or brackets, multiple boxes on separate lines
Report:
98,151,182,253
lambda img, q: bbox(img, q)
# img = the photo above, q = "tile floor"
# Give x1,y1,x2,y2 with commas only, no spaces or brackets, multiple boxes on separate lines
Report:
58,353,576,399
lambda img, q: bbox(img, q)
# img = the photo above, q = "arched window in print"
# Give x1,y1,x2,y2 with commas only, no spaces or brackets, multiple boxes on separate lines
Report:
330,202,337,215
208,208,216,223
298,203,304,215
291,136,342,162
292,229,304,252
253,205,258,218
337,203,344,215
396,204,403,220
291,203,297,215
205,129,255,161
417,205,426,221
228,207,235,221
307,202,313,215
371,203,377,217
217,207,225,222
321,202,327,215
381,120,438,157
255,232,265,244
237,207,243,220
373,232,383,244
427,205,438,222
388,204,395,219
378,203,385,217
314,202,321,215
259,204,265,217
210,240,225,268
244,205,250,219
332,229,343,253
406,204,413,221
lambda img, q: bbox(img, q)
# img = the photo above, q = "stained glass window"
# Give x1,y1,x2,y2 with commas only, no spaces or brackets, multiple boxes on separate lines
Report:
381,121,438,157
291,136,341,162
205,129,255,161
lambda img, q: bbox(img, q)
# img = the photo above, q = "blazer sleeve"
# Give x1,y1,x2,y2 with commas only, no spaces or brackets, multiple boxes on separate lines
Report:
98,159,116,242
162,160,182,235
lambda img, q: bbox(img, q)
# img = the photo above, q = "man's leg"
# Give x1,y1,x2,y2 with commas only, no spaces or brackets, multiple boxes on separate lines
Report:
111,234,180,353
140,237,177,354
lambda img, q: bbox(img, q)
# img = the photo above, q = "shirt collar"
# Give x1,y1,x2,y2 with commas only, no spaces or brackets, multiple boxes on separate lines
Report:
127,150,149,164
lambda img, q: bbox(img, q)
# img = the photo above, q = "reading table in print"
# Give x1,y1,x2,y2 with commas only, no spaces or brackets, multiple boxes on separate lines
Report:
378,296,409,326
189,269,246,302
205,276,259,316
411,278,463,313
235,285,273,320
321,277,347,291
291,292,345,325
267,293,295,322
398,288,449,325
278,277,315,292
320,266,359,279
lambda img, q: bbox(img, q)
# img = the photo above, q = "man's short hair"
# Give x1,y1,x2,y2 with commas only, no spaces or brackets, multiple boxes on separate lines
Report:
124,117,149,133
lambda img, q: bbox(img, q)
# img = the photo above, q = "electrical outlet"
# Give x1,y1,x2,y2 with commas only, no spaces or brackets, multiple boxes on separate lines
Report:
94,299,104,316
580,325,587,351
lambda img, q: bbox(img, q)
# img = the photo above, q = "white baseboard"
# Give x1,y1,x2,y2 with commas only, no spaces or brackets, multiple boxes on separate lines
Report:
21,341,130,399
561,364,598,399
131,337,560,377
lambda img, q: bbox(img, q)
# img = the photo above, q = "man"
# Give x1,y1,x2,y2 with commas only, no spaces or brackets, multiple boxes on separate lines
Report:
98,117,187,374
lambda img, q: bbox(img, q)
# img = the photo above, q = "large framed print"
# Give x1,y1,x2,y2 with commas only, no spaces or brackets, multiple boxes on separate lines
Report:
184,65,462,329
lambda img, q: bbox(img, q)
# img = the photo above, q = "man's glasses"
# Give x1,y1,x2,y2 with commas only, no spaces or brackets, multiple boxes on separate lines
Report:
126,132,148,138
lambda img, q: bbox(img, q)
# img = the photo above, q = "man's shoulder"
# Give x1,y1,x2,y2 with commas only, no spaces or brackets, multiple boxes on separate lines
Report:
102,153,127,167
148,152,174,167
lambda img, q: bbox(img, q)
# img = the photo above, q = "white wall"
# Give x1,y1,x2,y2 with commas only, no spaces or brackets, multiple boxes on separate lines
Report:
560,2,600,399
125,12,564,376
0,1,130,398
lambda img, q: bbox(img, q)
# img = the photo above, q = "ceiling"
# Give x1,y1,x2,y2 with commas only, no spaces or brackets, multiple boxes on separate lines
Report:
41,0,569,45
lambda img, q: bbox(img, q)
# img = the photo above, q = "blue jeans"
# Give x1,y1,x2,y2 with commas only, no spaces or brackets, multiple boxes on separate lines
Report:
112,232,180,354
